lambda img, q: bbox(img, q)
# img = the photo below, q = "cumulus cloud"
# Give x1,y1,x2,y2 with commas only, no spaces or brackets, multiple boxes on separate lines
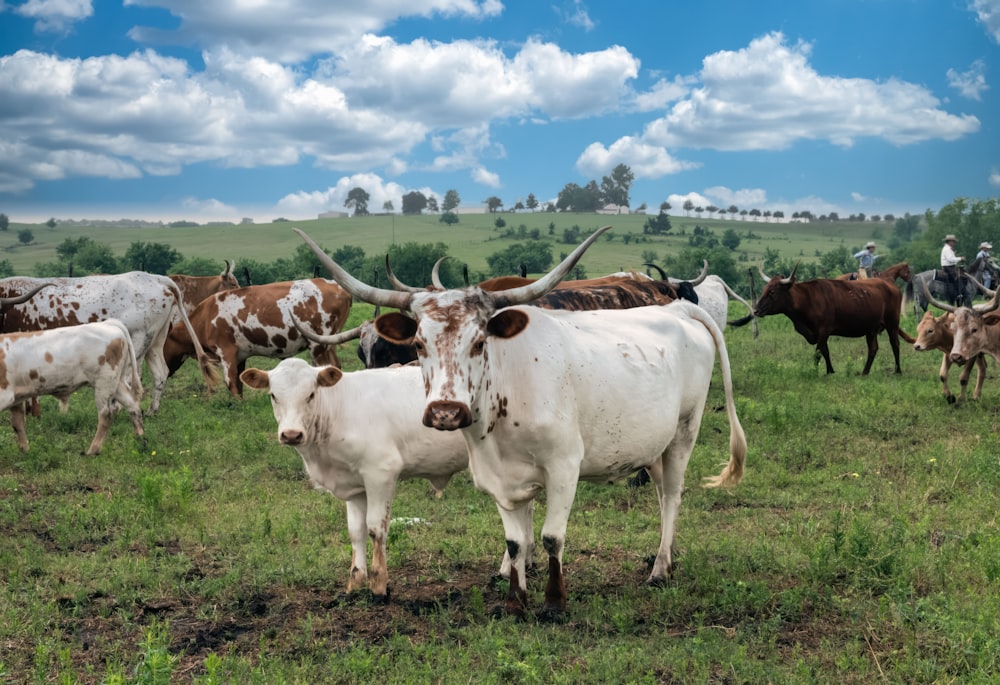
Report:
9,0,92,32
971,0,1000,43
702,186,768,209
471,167,501,187
273,173,419,217
990,169,1000,187
947,59,989,100
576,137,699,179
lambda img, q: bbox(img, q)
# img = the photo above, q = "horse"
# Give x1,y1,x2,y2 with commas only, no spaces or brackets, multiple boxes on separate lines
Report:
906,267,980,315
837,261,912,285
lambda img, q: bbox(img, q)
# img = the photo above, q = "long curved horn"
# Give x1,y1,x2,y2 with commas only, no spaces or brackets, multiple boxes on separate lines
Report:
921,278,955,313
643,263,667,280
384,255,422,292
222,259,234,277
666,259,709,286
462,264,469,287
971,280,1000,313
488,225,613,308
758,265,771,282
780,262,799,285
294,228,413,310
0,283,53,310
292,315,364,346
242,266,253,286
430,256,450,289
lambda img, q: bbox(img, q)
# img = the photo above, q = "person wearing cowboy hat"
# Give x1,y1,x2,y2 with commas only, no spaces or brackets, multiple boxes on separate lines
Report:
853,241,879,279
940,235,965,304
974,240,995,289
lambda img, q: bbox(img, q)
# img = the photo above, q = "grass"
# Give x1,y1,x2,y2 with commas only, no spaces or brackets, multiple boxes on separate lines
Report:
3,298,1000,683
3,212,884,278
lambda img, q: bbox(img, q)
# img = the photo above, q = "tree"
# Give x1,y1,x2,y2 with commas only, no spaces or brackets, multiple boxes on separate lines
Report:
682,199,694,216
427,196,439,213
526,193,539,212
345,187,370,216
383,200,394,213
643,211,672,236
74,242,119,274
0,213,8,231
660,201,672,213
0,259,13,277
123,241,182,274
440,212,459,225
600,163,634,208
17,229,33,245
442,189,461,213
893,213,921,242
172,257,229,276
485,241,554,276
45,218,56,229
728,205,739,220
401,191,428,215
485,196,504,213
721,228,741,251
556,182,601,212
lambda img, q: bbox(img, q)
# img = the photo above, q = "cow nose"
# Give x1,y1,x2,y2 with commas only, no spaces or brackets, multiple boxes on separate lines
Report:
950,352,966,365
423,401,472,430
280,429,304,445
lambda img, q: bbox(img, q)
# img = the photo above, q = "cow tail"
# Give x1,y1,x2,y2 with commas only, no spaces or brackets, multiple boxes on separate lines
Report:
113,318,144,402
163,279,221,390
685,304,747,488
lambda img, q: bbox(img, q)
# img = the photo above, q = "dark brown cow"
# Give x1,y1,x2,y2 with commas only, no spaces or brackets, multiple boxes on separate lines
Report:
746,264,915,374
168,260,240,318
912,309,987,403
163,278,351,397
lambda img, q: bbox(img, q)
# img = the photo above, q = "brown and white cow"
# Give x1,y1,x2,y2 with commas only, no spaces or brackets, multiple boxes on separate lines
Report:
0,318,145,455
0,273,216,414
912,309,987,403
163,278,352,397
168,259,240,319
296,225,746,619
240,358,469,600
921,281,1000,367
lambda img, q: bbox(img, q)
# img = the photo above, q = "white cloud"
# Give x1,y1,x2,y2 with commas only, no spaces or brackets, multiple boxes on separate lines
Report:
971,0,1000,43
990,169,1000,187
273,173,417,217
667,191,711,210
631,76,693,113
471,167,501,187
703,186,768,209
851,191,868,203
947,59,989,100
555,0,595,31
11,0,92,32
576,137,699,179
642,32,979,151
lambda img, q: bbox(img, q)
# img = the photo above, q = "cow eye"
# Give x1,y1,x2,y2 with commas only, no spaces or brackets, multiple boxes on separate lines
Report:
308,392,315,403
413,340,425,353
473,339,486,352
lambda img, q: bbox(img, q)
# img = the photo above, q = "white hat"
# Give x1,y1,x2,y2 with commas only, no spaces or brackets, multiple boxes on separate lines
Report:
980,241,992,250
944,234,957,242
865,241,876,248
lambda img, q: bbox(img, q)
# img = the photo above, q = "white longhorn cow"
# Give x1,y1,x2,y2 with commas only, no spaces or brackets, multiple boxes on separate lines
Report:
240,359,469,600
296,225,747,619
0,318,145,455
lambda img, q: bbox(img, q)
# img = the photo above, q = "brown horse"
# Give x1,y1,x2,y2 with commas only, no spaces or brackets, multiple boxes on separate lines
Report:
838,261,912,285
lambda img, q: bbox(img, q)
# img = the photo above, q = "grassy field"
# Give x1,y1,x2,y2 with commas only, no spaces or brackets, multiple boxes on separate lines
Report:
2,296,999,683
2,212,886,278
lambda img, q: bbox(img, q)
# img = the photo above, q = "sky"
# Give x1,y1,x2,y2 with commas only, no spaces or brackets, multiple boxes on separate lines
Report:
1,0,999,225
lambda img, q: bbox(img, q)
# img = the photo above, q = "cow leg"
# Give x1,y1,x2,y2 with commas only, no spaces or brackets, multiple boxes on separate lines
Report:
887,329,902,374
940,354,957,403
862,334,879,375
496,504,534,617
497,500,535,578
143,328,169,415
86,410,113,456
972,354,987,400
648,421,700,586
536,464,583,619
365,483,397,601
218,354,241,398
816,340,836,374
10,404,29,452
28,398,41,418
114,378,146,442
344,496,369,594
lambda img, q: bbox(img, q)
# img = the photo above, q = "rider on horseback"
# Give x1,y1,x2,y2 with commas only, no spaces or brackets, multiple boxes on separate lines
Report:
941,235,965,305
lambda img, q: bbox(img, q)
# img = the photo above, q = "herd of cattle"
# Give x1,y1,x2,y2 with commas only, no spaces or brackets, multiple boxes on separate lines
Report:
3,227,1000,618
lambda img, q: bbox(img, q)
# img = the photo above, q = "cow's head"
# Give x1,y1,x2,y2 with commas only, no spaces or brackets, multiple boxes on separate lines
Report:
913,310,953,352
753,264,798,317
220,260,240,290
295,226,612,430
920,279,1000,364
241,358,342,446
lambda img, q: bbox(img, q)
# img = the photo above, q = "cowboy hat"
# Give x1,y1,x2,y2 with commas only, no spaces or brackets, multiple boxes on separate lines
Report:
865,241,876,248
979,241,992,250
944,234,957,242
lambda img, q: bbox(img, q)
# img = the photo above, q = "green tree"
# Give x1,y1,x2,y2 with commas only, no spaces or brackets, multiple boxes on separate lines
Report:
442,189,461,213
123,241,182,274
17,229,33,245
401,191,428,215
384,242,455,287
526,193,539,212
440,212,459,225
0,213,8,231
600,163,634,208
893,213,921,242
45,218,56,229
556,182,601,212
171,257,229,276
721,228,742,251
345,187,370,216
0,259,14,276
485,241,554,276
485,196,504,213
427,196,439,213
643,211,672,235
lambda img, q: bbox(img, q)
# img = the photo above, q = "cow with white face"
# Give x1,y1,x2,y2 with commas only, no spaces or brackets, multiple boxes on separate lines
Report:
921,280,1000,366
240,358,469,600
296,225,747,619
0,318,145,455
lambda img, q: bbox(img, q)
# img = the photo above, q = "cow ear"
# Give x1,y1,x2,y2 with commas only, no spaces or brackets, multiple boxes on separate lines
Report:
984,314,1000,326
316,366,344,387
375,312,417,344
240,368,270,390
487,308,529,338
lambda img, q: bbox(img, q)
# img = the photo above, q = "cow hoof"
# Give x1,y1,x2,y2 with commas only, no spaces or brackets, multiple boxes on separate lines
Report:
371,591,389,606
947,395,957,404
536,605,567,624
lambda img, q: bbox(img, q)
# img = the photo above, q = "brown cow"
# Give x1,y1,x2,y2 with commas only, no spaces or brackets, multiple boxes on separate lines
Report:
746,264,915,374
912,309,987,403
163,278,351,397
168,259,240,318
921,281,1000,368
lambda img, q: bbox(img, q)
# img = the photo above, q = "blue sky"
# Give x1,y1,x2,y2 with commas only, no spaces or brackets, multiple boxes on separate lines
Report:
1,0,998,224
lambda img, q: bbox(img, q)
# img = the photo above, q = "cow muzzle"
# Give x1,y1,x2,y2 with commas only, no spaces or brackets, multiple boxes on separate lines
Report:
423,401,472,430
280,429,305,445
950,352,968,366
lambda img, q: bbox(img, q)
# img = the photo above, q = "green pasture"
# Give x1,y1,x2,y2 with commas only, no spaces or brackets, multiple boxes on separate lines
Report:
2,213,882,278
2,299,999,683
